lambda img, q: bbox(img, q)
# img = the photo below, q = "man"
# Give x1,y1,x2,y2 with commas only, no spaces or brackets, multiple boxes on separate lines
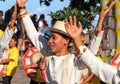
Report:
0,3,18,84
0,4,17,59
17,0,120,83
17,0,87,84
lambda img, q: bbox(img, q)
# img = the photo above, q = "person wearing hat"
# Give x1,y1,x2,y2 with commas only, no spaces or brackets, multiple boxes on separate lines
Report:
17,0,120,84
17,1,87,84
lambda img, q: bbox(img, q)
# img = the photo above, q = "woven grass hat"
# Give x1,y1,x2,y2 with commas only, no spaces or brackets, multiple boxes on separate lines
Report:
48,21,70,38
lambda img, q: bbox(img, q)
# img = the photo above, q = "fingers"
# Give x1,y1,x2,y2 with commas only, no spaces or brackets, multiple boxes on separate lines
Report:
41,57,46,64
69,16,77,26
65,16,79,29
73,16,76,26
78,21,82,31
112,0,118,4
39,58,46,70
102,0,117,15
69,16,73,26
65,19,69,29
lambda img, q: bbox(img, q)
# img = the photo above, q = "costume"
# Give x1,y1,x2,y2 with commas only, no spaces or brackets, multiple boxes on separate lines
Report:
86,56,103,84
2,46,19,84
22,14,120,84
89,31,104,55
0,29,3,38
22,14,86,84
0,27,15,58
5,47,18,76
80,47,120,84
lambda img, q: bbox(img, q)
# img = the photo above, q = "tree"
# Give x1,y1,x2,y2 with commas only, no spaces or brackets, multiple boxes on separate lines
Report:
49,6,99,28
0,0,100,28
48,0,100,28
0,0,5,1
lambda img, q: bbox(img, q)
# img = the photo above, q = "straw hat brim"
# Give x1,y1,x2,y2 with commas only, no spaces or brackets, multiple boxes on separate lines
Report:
48,27,70,38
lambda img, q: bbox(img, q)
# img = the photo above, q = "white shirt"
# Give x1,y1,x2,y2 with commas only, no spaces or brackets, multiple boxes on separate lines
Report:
45,54,85,84
38,21,46,36
22,14,120,84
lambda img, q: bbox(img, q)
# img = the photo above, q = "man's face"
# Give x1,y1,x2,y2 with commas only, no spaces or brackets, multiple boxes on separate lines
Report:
9,39,16,48
48,32,69,54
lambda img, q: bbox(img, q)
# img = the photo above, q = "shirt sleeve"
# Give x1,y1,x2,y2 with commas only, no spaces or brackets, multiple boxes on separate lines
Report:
38,21,43,28
0,27,14,58
22,14,48,55
79,46,120,84
89,31,104,55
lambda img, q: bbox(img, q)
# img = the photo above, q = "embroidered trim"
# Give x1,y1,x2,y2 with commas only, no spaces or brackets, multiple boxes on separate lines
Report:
74,46,87,58
20,10,27,18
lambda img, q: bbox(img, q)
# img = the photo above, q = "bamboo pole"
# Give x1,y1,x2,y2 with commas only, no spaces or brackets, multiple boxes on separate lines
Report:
115,1,120,54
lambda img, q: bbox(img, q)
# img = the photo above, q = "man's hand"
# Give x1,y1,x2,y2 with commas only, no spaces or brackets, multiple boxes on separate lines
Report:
65,16,84,48
117,62,120,70
17,0,28,7
39,58,46,70
100,0,118,19
65,16,82,40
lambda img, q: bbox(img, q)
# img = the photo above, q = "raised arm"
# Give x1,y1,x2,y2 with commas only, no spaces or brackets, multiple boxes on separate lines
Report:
95,0,117,36
0,4,18,58
89,0,117,55
17,0,48,54
65,15,120,83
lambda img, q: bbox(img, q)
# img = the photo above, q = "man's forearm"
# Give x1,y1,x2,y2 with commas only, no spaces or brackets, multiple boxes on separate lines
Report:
79,47,119,83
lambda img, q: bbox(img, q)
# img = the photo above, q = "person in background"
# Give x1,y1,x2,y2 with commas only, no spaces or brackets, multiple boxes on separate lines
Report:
0,2,18,83
0,34,19,84
31,14,38,29
64,0,120,83
81,1,116,83
23,39,46,84
0,3,18,59
0,10,4,38
16,16,25,56
37,14,47,36
0,10,4,26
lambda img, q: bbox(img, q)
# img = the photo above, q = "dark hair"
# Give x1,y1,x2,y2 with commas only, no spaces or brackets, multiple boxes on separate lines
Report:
12,34,18,41
4,6,14,25
0,10,3,14
40,14,45,19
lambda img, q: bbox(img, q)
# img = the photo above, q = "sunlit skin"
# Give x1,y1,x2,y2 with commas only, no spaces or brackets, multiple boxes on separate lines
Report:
48,32,70,56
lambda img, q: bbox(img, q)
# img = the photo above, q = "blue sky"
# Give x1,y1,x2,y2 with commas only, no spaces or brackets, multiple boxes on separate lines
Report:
0,0,98,28
0,0,70,26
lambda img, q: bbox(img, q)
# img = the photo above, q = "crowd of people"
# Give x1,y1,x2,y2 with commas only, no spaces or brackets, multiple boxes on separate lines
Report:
0,0,120,84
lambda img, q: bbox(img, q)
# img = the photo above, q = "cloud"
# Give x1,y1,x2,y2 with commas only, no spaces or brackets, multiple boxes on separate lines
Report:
29,6,46,16
34,7,46,14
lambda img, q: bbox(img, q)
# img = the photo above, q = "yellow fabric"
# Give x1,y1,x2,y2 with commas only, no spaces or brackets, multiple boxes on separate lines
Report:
3,47,19,76
0,29,3,38
86,56,103,84
115,1,120,53
32,53,45,82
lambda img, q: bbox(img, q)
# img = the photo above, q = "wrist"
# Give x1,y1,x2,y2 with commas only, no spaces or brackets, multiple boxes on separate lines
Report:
73,37,84,48
19,9,27,18
74,46,87,58
19,6,26,10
